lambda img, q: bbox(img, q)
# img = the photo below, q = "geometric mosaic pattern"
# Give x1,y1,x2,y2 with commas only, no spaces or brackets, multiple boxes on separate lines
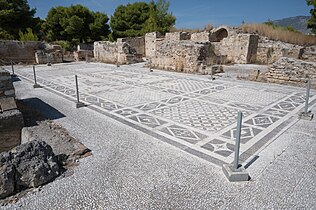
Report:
160,125,208,144
201,139,235,157
152,100,251,132
13,63,316,167
221,126,263,144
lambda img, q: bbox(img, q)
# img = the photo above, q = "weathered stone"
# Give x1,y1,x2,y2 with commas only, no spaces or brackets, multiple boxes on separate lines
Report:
263,57,316,87
191,31,212,42
0,164,15,199
300,46,316,62
165,32,191,41
150,40,213,73
214,33,259,64
94,41,143,64
11,140,62,189
35,50,63,64
117,37,145,56
0,40,46,64
0,97,17,111
0,141,63,198
256,37,304,64
73,50,94,62
145,32,164,58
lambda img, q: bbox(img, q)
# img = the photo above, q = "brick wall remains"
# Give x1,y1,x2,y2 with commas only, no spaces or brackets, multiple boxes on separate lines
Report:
264,57,316,87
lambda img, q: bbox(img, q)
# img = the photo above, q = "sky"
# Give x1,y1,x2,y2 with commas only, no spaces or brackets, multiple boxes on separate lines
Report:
28,0,312,29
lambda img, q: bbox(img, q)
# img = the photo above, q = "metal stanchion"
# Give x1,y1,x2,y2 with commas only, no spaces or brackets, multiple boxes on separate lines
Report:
11,61,16,77
222,111,249,182
233,111,242,170
299,79,314,120
75,75,85,108
32,65,41,88
304,79,311,113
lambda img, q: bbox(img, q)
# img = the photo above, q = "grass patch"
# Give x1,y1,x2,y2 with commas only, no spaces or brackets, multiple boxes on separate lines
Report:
242,23,316,46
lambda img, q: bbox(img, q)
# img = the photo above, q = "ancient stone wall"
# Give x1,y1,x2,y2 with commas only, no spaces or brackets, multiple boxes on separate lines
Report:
94,41,117,64
165,32,191,41
0,69,24,152
210,27,230,42
264,57,316,87
73,50,94,62
35,50,63,64
77,43,94,51
300,46,316,62
145,32,164,58
0,40,45,64
191,31,211,42
118,37,145,56
150,40,213,73
94,41,143,64
256,37,303,64
214,34,259,64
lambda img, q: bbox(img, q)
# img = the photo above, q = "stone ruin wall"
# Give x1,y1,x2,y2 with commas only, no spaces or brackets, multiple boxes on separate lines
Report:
35,45,63,64
118,37,145,56
256,37,304,64
165,32,191,41
0,69,24,152
0,40,64,65
259,57,316,88
191,31,211,43
150,40,212,73
0,40,45,64
145,32,164,58
73,43,94,62
214,33,259,64
94,41,143,65
300,46,316,62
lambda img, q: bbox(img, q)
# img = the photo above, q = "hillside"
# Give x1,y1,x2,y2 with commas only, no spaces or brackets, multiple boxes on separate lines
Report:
272,16,312,34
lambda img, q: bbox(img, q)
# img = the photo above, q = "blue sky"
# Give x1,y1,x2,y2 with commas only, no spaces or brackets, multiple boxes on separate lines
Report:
28,0,312,29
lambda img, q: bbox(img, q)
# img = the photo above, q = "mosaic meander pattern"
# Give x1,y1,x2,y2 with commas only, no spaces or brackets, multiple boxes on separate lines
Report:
15,63,316,167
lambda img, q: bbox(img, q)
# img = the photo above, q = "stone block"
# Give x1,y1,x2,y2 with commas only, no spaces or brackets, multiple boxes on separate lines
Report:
0,97,17,111
298,111,314,121
0,109,24,152
222,164,250,182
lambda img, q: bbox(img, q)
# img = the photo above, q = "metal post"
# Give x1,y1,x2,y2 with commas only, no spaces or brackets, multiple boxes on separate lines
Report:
75,75,85,108
233,111,243,170
304,79,311,113
32,65,41,88
11,61,16,77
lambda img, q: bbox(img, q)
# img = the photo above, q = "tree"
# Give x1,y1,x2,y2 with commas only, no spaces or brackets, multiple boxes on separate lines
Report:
110,2,151,39
0,0,41,39
153,0,176,34
110,0,176,39
42,5,110,43
19,28,39,41
306,0,316,34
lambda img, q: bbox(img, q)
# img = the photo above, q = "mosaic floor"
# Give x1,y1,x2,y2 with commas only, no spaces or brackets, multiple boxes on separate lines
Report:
14,63,316,166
